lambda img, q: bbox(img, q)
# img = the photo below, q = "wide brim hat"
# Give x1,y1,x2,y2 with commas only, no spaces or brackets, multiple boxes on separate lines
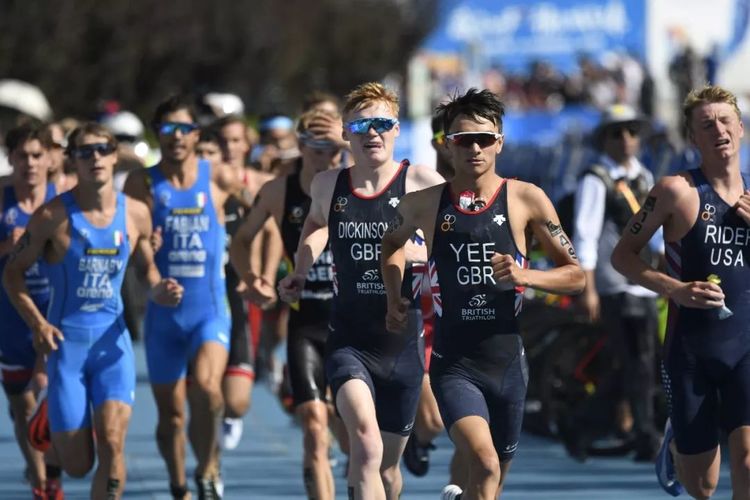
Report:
592,103,650,148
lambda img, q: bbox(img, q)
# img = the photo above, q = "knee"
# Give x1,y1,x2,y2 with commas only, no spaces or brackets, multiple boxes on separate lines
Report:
349,425,383,471
98,426,126,460
682,474,717,500
62,457,94,478
224,390,250,416
302,411,329,458
157,410,185,436
469,447,501,483
424,413,444,436
194,375,224,407
380,463,401,491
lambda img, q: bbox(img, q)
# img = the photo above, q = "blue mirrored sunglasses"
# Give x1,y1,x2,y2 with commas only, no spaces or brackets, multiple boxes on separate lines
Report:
158,122,199,135
345,117,399,135
71,143,116,159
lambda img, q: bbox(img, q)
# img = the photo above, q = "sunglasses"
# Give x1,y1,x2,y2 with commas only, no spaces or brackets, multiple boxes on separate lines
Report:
71,143,116,159
345,117,399,135
433,130,446,146
445,132,503,148
158,122,199,136
607,126,639,138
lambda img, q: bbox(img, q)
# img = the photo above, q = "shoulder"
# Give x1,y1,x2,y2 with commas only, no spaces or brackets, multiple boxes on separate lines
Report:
311,167,343,192
125,195,151,221
653,172,693,201
123,167,153,197
406,162,444,191
29,196,67,233
401,182,445,213
509,178,548,204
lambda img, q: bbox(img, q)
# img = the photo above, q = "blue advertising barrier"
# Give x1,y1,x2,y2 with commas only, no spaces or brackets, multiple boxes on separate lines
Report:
423,0,646,73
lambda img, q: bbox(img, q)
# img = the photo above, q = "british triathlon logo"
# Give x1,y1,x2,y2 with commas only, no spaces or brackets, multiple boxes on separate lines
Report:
362,269,379,281
388,197,400,208
356,268,384,295
462,293,495,321
333,196,348,212
468,294,487,307
289,206,305,224
440,214,456,232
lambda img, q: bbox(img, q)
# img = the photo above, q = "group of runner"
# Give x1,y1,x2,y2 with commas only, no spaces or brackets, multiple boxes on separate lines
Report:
0,81,749,500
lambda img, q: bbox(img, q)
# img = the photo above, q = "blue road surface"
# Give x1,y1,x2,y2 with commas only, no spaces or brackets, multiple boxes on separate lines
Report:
0,342,734,499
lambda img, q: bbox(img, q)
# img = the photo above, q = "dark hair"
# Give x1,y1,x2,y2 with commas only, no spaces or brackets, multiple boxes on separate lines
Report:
198,126,227,148
66,122,117,156
5,124,53,154
436,88,505,134
151,94,198,131
431,113,444,135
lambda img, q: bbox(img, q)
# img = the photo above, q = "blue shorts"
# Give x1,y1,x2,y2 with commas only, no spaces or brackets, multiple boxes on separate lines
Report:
665,332,750,455
0,308,36,395
47,317,135,433
144,294,230,384
430,334,528,463
326,310,424,436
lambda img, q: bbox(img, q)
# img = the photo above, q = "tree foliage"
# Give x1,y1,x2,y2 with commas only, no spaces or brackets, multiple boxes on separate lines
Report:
0,0,438,119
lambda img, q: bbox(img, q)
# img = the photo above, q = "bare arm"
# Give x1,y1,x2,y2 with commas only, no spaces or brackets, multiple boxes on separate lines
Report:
2,205,65,353
381,192,424,332
611,179,723,308
494,183,585,295
278,170,333,303
127,197,183,306
229,180,285,306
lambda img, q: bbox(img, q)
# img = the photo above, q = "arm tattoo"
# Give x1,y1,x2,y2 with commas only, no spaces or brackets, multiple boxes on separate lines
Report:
643,196,656,212
546,220,562,236
631,196,656,234
385,212,404,235
630,210,650,234
558,232,578,259
7,231,30,263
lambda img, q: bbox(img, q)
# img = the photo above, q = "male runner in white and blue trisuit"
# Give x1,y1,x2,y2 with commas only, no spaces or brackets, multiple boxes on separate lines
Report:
278,82,443,500
382,89,584,500
124,95,241,499
3,122,182,499
613,85,750,499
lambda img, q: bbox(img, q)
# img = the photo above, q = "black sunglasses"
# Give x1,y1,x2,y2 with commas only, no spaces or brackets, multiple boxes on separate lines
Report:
71,143,116,159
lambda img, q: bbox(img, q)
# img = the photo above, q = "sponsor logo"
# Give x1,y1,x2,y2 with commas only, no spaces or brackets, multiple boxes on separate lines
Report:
80,302,105,313
85,248,119,256
333,196,348,212
289,206,305,224
170,207,204,215
493,214,506,226
701,203,716,223
388,197,400,208
4,208,18,225
440,213,456,232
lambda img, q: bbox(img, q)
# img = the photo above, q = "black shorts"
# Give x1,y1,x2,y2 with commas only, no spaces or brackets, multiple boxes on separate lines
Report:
430,334,528,462
288,322,328,407
225,269,254,379
325,310,424,436
665,332,750,455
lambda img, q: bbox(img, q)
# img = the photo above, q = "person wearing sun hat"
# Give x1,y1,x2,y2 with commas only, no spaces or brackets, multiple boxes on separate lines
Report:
560,102,662,463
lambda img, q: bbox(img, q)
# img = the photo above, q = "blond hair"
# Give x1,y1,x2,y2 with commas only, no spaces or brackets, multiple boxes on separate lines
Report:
343,82,399,117
683,85,742,134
